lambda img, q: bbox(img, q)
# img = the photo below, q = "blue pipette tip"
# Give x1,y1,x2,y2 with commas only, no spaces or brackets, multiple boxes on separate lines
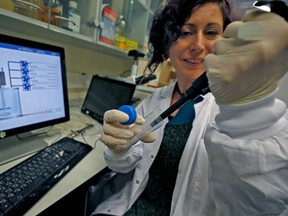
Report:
118,105,137,125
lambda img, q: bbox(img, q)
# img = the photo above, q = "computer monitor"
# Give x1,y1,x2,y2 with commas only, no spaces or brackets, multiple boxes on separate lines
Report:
0,34,69,165
81,75,136,124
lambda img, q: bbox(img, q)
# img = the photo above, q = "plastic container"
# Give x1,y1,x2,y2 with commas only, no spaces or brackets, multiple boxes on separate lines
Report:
14,0,44,21
61,1,81,33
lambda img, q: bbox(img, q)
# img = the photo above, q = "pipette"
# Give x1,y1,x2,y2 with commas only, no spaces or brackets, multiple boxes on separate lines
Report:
120,72,210,146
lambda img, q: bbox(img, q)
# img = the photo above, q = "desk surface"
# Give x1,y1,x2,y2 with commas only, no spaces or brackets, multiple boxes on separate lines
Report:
0,107,108,216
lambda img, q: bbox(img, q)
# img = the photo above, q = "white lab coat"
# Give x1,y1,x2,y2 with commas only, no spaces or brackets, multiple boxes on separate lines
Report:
92,81,288,216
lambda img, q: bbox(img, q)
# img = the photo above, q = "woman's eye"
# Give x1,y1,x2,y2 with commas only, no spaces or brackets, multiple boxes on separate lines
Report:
206,30,220,37
180,30,194,37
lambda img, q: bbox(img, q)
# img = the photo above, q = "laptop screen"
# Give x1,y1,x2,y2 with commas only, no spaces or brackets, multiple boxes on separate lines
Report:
81,75,136,124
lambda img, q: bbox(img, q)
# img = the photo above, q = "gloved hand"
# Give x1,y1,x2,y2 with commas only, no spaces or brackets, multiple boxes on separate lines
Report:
101,109,156,153
204,9,288,104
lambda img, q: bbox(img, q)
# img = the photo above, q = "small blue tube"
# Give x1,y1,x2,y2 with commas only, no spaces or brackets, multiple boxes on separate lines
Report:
119,105,163,146
118,105,137,125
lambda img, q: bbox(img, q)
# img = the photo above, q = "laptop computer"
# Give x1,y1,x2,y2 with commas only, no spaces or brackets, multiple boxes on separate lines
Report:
81,75,136,124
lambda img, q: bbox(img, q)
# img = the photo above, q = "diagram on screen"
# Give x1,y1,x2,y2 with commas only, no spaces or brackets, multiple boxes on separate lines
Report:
0,60,59,119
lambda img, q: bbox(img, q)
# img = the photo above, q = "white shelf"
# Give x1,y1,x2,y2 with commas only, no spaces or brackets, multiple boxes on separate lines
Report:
0,8,130,59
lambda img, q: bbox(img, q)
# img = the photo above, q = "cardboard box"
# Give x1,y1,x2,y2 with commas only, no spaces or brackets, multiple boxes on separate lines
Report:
158,60,175,87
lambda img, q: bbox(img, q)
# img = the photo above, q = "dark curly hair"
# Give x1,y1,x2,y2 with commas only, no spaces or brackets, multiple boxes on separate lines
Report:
147,0,236,73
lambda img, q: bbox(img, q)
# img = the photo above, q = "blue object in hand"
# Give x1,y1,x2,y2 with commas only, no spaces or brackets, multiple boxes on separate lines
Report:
118,105,137,125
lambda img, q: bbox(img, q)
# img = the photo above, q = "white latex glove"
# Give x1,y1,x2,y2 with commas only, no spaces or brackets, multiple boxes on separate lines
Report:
101,109,156,153
204,9,288,104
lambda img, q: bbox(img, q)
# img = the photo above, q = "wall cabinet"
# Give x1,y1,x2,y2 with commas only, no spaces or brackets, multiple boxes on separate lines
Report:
0,0,164,59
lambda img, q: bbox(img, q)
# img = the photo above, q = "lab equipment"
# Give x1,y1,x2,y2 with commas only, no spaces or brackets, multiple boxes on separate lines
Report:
122,72,210,146
136,74,157,85
61,1,81,33
0,137,92,216
127,50,145,84
0,33,70,166
81,75,136,125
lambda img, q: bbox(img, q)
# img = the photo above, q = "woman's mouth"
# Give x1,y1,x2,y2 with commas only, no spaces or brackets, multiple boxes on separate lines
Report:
185,58,204,64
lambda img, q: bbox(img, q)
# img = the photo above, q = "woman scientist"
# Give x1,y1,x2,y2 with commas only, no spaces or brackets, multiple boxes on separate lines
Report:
93,0,288,215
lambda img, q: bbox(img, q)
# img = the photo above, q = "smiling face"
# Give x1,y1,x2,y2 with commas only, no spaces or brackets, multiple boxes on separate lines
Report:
168,3,224,88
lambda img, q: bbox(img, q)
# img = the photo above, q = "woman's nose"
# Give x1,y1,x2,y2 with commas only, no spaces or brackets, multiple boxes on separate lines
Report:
189,34,205,54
